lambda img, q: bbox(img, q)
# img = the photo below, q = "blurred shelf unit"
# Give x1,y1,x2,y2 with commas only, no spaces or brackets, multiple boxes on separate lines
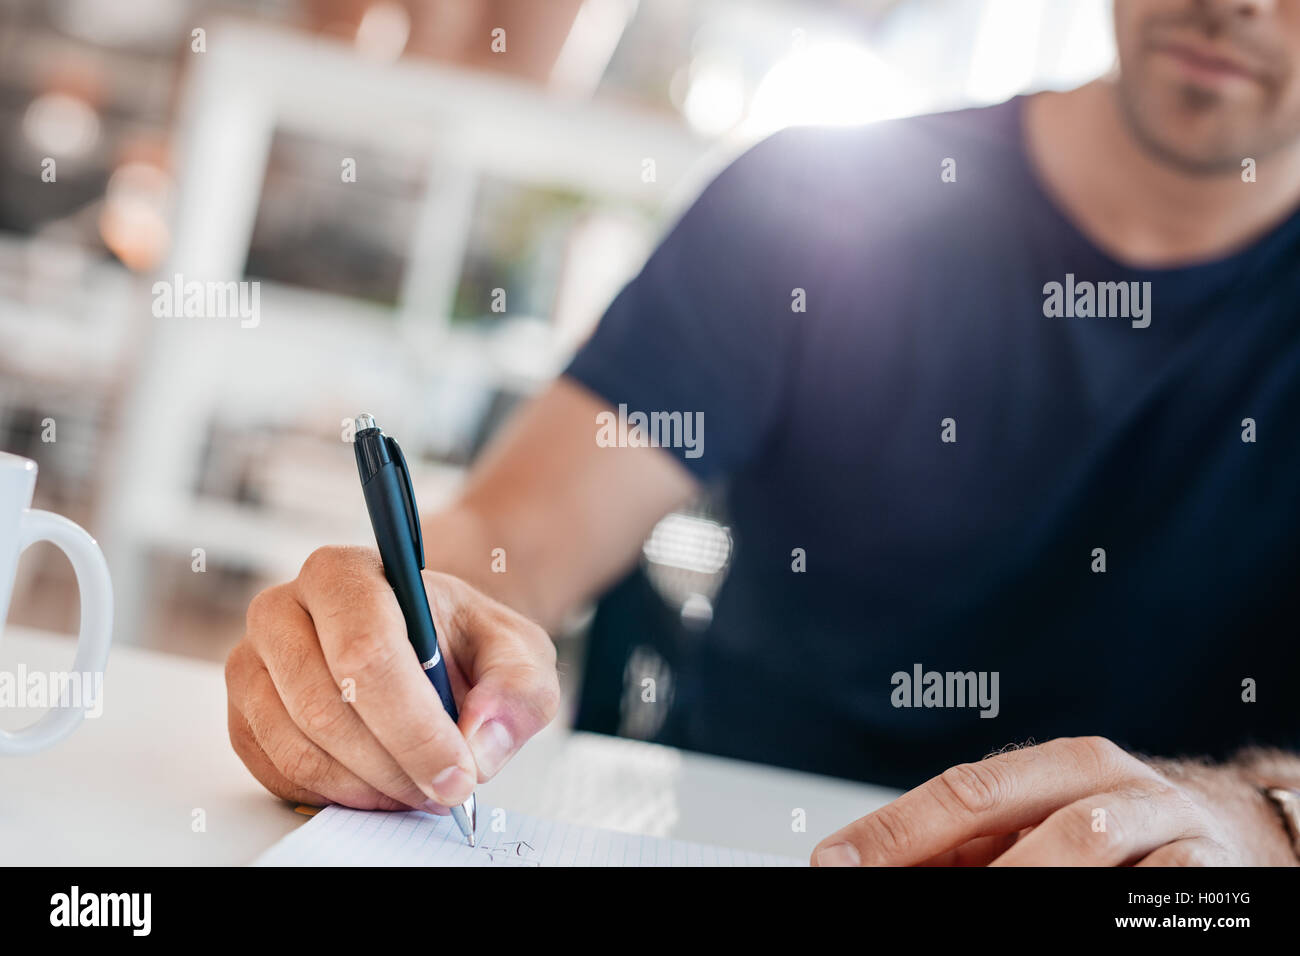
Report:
166,18,712,361
103,20,716,643
0,231,133,539
0,232,137,386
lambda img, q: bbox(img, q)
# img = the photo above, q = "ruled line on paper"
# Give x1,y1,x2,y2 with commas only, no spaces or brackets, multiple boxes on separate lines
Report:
255,804,805,867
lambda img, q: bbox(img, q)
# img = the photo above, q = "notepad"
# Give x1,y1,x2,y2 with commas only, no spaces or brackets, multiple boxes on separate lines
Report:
256,804,805,867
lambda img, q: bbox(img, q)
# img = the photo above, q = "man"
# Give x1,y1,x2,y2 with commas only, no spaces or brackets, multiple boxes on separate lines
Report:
226,0,1300,865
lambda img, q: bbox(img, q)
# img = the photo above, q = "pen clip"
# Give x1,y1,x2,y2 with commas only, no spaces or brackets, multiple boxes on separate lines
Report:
384,435,425,570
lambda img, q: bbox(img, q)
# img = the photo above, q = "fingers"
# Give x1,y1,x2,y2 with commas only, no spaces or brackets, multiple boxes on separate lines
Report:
295,547,478,807
917,831,1022,867
812,736,1142,866
243,584,432,810
227,697,325,807
989,784,1201,866
227,545,560,813
225,642,408,810
426,572,560,782
1135,837,1232,866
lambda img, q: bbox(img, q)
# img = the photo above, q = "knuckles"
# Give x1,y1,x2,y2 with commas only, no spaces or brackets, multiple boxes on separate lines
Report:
937,761,1004,816
1063,800,1126,859
273,735,333,790
298,545,349,582
388,721,464,765
242,583,312,659
1055,735,1127,784
855,808,916,863
294,683,350,739
223,640,251,693
329,629,400,684
1073,734,1127,766
234,553,563,787
243,584,286,635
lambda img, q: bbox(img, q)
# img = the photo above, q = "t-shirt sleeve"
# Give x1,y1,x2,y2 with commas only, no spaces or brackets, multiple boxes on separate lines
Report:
564,129,824,482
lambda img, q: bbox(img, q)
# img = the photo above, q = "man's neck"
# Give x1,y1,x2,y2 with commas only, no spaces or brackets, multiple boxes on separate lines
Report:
1022,79,1300,267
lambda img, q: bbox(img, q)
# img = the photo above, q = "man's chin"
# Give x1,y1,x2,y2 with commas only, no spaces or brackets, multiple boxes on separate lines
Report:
1117,85,1264,175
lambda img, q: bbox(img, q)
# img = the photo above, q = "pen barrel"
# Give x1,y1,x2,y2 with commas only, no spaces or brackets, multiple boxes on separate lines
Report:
360,461,459,721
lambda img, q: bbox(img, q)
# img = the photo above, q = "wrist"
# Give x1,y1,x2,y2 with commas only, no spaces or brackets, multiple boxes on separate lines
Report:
1142,753,1299,865
1261,787,1300,862
1229,747,1300,863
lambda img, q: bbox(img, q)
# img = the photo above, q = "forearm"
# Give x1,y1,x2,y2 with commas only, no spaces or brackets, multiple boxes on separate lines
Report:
417,378,700,634
419,502,586,633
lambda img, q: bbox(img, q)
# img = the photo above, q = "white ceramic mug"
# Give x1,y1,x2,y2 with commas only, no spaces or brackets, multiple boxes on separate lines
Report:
0,451,113,754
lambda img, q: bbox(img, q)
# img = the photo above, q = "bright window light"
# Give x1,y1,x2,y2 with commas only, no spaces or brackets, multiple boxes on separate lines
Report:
682,54,747,137
965,0,1046,104
746,40,924,135
1053,0,1116,87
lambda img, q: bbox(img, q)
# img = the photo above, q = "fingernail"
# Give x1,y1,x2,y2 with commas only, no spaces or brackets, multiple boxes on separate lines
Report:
816,843,861,867
469,720,514,778
430,766,474,804
421,800,450,816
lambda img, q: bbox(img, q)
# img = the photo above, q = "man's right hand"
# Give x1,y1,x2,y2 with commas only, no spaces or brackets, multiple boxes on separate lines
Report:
225,545,560,813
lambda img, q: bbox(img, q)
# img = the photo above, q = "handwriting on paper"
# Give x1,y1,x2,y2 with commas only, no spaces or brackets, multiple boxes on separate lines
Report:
478,839,539,866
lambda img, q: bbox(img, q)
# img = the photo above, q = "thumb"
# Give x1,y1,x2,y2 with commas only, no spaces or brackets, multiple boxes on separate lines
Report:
459,664,560,781
423,571,560,782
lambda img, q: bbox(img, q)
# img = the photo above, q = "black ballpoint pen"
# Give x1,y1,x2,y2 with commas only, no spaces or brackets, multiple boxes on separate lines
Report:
352,413,477,845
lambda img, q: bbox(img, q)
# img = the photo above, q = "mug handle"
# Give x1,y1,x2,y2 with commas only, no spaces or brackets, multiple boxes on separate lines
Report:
0,510,114,755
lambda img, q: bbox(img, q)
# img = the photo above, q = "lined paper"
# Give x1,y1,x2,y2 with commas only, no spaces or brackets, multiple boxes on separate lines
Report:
256,804,804,867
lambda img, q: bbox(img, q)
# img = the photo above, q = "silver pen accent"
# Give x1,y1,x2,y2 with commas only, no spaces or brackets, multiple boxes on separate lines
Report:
449,793,477,846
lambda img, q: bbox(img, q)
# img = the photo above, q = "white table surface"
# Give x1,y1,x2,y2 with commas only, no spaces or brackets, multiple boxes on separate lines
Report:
0,627,900,865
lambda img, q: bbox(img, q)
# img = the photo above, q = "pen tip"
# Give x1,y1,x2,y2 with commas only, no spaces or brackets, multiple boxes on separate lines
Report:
449,796,477,847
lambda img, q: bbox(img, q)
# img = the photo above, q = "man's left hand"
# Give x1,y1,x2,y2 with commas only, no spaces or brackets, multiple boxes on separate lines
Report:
812,736,1296,866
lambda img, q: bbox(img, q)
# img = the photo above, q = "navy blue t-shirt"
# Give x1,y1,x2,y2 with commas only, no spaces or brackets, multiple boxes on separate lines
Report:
565,96,1300,788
